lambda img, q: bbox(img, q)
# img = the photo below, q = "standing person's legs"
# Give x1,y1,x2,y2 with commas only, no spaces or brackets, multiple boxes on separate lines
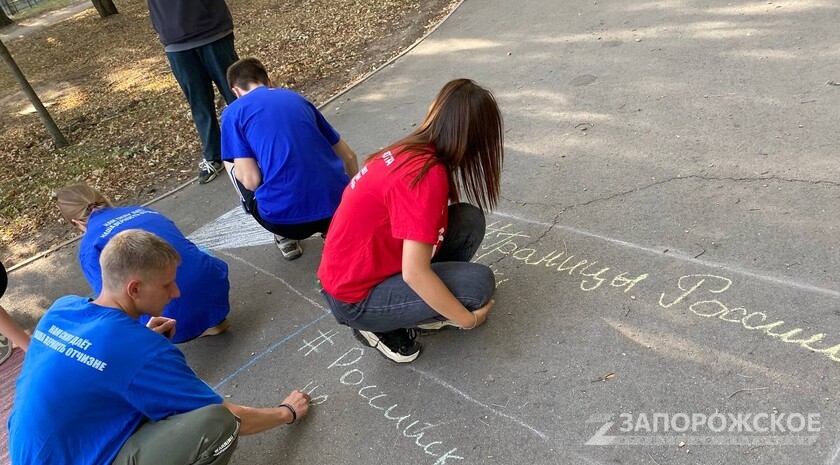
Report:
197,33,239,105
166,49,219,165
112,404,240,465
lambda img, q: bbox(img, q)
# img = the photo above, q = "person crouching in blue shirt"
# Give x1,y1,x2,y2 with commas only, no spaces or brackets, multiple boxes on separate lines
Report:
56,183,230,343
8,229,311,465
220,57,359,260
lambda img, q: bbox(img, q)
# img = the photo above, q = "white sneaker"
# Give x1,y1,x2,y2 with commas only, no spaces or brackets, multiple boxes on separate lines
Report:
274,237,302,260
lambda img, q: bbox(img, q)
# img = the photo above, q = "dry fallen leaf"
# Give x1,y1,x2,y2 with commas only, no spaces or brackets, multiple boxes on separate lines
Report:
0,0,459,266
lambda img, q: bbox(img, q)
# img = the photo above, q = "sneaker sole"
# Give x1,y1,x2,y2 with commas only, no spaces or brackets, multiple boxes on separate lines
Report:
354,330,420,363
199,319,230,338
198,172,219,184
417,319,459,331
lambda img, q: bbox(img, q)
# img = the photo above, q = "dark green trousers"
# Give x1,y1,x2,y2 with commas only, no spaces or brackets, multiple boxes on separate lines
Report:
113,404,240,465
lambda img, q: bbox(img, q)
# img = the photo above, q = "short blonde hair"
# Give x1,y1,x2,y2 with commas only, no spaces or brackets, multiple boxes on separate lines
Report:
55,184,112,224
99,230,181,293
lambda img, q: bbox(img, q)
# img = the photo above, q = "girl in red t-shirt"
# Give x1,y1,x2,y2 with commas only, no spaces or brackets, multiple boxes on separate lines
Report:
318,79,504,363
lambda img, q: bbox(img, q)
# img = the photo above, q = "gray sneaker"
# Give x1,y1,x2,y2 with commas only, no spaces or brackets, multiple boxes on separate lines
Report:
198,160,223,184
0,335,11,366
275,237,303,260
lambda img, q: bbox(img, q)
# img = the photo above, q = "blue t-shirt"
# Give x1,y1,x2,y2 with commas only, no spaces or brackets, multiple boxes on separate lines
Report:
220,86,350,224
8,296,223,465
79,206,230,343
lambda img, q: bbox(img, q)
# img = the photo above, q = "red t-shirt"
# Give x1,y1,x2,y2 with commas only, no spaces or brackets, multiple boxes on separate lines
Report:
318,148,449,302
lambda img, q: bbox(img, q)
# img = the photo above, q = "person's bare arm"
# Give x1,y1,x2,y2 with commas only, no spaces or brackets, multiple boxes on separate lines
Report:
0,305,30,351
401,240,494,329
332,138,359,177
225,158,262,191
223,389,311,435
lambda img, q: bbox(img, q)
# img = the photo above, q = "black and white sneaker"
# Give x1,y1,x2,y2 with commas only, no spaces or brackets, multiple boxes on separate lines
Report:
198,159,224,184
354,328,421,363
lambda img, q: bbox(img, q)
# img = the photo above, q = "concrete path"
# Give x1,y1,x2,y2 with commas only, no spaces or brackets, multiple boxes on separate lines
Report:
0,0,91,42
4,0,840,464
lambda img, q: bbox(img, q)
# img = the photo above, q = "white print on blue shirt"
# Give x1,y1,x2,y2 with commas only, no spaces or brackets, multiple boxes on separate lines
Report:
99,208,159,238
32,325,108,372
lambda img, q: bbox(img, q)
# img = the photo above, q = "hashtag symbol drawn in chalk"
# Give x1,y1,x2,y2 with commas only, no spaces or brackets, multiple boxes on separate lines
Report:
298,329,339,356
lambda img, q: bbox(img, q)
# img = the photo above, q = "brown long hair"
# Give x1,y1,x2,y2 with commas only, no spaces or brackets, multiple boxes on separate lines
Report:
55,184,112,225
369,78,504,212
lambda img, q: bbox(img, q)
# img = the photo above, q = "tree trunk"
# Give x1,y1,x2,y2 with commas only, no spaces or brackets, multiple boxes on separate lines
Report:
0,7,13,27
90,0,118,18
0,39,69,148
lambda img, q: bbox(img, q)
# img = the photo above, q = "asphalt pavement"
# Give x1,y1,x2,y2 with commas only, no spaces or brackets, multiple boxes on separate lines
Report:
4,0,840,464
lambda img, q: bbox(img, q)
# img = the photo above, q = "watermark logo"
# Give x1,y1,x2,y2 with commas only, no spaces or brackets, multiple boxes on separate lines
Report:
585,412,820,446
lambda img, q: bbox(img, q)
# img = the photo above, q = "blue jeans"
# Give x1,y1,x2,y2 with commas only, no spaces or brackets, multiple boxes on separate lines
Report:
166,33,238,163
321,203,495,332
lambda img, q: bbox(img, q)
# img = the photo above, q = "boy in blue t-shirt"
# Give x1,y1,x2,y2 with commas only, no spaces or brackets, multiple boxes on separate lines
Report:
220,57,359,260
8,230,311,465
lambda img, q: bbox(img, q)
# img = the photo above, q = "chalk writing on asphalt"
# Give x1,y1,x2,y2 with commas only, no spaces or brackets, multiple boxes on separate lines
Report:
478,222,839,364
659,274,840,363
298,341,465,465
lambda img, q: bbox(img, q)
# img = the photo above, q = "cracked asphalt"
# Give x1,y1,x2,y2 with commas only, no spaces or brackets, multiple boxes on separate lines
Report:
4,0,840,464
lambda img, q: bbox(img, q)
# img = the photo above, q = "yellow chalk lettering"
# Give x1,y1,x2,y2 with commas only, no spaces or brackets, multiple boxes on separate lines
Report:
806,343,840,362
610,272,649,293
718,307,748,322
474,237,520,260
580,267,611,291
482,224,530,244
524,250,565,266
659,274,732,308
557,257,588,275
741,312,769,329
689,300,728,318
766,328,826,345
802,337,839,351
750,320,787,333
513,247,537,261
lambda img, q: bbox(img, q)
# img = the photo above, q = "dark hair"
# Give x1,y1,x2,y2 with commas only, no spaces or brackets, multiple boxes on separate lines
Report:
369,78,504,211
0,260,7,298
227,58,270,90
